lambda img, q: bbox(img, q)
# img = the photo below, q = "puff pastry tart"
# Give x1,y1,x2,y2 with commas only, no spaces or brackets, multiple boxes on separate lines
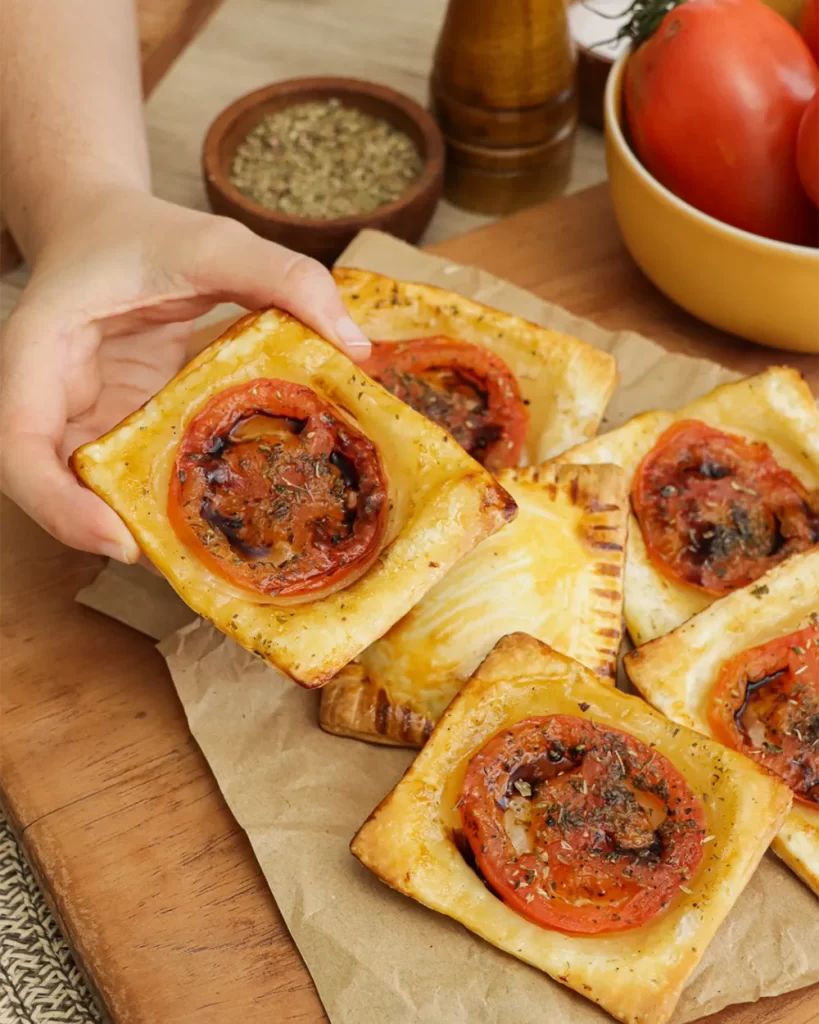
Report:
320,463,627,747
71,310,516,687
352,634,792,1024
333,268,618,467
626,548,819,896
558,367,819,644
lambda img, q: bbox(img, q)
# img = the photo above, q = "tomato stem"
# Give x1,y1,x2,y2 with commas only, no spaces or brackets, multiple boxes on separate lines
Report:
616,0,686,46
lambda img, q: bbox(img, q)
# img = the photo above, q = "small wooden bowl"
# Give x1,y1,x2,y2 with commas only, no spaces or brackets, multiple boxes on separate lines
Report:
203,77,445,265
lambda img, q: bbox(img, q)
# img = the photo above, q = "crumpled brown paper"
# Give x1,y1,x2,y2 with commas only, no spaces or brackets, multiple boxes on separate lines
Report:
76,231,819,1024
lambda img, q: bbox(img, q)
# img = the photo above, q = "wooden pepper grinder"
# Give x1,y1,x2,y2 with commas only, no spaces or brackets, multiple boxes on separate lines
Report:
430,0,577,215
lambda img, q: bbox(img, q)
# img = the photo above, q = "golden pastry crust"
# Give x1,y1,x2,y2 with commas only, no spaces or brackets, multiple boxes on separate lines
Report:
320,463,627,747
333,267,618,464
352,634,792,1024
625,548,819,896
72,309,515,687
558,367,819,644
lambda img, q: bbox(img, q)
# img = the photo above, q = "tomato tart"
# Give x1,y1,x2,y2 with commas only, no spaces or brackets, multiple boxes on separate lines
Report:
333,267,618,466
558,367,819,644
352,635,791,1024
72,309,516,687
626,547,819,896
320,463,627,746
360,337,528,472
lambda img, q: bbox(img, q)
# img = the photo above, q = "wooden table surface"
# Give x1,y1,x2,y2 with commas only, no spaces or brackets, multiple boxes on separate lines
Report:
1,183,817,1024
138,0,222,96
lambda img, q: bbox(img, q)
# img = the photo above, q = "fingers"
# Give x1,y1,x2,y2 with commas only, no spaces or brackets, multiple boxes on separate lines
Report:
1,306,140,564
191,219,372,362
0,431,141,563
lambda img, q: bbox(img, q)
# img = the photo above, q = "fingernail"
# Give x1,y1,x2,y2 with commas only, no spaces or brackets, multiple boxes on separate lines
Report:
335,316,371,354
100,540,138,564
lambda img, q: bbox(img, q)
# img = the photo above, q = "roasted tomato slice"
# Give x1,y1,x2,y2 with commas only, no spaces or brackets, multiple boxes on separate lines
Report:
168,379,388,600
459,715,705,934
361,337,528,472
632,420,819,596
709,619,819,807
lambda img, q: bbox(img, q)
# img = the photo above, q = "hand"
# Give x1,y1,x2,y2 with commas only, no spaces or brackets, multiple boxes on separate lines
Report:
0,188,372,563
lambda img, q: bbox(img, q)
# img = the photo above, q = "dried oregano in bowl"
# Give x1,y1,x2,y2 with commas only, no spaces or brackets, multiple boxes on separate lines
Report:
203,79,444,261
230,98,424,220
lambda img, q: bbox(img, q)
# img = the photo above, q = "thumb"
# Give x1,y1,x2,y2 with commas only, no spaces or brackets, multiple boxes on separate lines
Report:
192,220,371,362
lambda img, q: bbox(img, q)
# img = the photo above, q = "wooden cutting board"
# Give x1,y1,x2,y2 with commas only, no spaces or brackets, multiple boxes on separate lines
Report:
1,184,817,1024
0,0,223,275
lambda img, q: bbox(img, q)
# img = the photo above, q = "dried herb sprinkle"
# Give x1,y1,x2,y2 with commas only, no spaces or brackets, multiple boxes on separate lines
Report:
230,98,423,219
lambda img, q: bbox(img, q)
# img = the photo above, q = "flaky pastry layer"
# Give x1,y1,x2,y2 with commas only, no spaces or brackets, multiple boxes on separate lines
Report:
73,310,514,686
353,634,791,1024
558,367,819,644
320,462,627,746
626,548,819,896
334,267,618,464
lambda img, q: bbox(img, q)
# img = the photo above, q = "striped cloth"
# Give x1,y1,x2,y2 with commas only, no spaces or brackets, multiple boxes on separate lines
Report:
0,808,102,1024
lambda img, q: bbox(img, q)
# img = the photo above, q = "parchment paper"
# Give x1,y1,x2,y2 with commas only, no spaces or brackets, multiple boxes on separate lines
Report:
76,231,819,1024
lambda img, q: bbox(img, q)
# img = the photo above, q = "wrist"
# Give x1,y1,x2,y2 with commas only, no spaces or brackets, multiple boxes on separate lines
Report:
23,178,152,269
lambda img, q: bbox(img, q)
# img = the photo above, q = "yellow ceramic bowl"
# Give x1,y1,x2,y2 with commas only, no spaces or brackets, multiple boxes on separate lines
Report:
605,55,819,354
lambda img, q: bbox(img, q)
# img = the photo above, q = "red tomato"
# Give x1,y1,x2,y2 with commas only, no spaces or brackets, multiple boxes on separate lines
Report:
459,715,706,934
797,93,819,207
801,0,819,62
631,420,819,596
624,0,818,245
362,337,528,472
168,379,388,599
709,620,819,806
